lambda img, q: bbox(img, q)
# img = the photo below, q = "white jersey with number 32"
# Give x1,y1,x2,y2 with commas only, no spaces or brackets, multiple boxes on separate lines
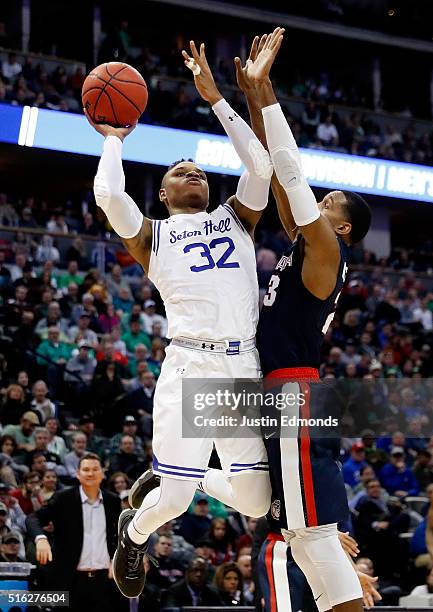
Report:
148,203,258,341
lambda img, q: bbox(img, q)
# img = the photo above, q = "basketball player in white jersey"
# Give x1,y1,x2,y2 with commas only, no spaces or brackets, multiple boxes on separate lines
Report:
84,41,273,598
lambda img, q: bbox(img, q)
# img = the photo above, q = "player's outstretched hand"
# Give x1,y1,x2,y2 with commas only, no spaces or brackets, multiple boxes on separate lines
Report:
248,26,285,83
182,41,222,106
338,531,360,557
356,571,382,609
234,34,267,96
83,108,137,142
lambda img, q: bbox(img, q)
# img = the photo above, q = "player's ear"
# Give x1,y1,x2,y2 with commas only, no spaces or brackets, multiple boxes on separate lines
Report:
335,220,351,237
159,188,166,203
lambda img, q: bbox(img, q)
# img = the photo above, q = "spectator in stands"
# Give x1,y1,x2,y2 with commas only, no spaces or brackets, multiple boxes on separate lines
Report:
67,314,98,348
146,534,184,591
30,451,48,478
36,326,71,366
379,446,420,497
161,556,221,608
108,433,145,480
121,314,151,356
109,415,144,458
0,530,26,562
113,286,134,315
414,297,433,331
343,442,368,488
0,384,27,425
59,282,80,318
206,518,234,565
45,417,67,461
35,234,60,264
1,52,22,81
10,471,42,514
108,472,131,496
26,427,66,479
57,260,83,289
65,340,97,388
39,469,58,502
106,264,129,297
90,361,125,435
237,554,254,604
64,432,88,479
5,284,30,327
35,302,69,338
27,453,122,611
2,411,38,460
0,502,11,539
0,483,26,532
0,434,28,484
30,380,55,423
99,303,121,334
179,492,212,546
413,450,433,491
214,561,245,606
317,114,339,146
355,478,410,578
142,300,167,337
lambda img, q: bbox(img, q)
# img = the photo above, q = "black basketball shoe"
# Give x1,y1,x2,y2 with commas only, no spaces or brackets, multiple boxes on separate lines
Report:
112,509,151,598
129,468,161,510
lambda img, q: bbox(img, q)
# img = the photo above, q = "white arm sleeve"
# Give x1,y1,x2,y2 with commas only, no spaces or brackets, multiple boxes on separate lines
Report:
94,135,144,238
262,103,320,227
212,99,272,211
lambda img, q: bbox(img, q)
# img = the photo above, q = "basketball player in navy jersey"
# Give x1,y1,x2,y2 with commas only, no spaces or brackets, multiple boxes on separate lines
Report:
244,28,373,612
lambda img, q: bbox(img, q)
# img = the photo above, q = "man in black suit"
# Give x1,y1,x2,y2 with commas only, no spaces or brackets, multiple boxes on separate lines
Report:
160,556,221,609
26,452,124,611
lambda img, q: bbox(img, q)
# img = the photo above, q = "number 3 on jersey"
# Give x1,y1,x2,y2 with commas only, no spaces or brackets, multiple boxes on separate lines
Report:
263,274,280,306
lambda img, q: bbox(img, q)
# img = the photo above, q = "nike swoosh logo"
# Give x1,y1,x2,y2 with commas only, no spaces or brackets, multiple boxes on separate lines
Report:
265,432,276,439
315,593,323,602
288,176,297,184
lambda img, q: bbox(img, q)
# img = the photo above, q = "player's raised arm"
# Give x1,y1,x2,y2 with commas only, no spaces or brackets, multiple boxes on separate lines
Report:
249,28,341,300
181,40,273,236
84,110,153,272
234,34,297,243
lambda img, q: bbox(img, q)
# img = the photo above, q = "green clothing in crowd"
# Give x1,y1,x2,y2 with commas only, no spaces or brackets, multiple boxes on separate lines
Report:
36,340,72,366
56,273,84,289
122,330,151,353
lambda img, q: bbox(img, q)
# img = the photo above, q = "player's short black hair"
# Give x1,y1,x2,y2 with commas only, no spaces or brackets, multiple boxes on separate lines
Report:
161,158,196,188
341,190,371,245
167,158,195,172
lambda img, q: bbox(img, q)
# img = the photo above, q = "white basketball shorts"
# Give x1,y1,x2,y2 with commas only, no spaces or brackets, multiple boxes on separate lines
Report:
151,343,269,480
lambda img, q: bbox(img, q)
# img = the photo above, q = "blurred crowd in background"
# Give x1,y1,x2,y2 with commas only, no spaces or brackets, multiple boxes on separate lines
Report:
0,192,432,606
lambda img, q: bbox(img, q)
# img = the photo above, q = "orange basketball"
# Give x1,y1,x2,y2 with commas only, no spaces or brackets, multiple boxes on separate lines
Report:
82,62,148,127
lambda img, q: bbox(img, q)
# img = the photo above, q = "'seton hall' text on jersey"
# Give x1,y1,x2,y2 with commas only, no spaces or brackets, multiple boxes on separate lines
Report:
169,217,231,243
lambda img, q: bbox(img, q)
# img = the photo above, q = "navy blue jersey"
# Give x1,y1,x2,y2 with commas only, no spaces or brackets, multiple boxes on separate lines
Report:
257,236,349,376
257,234,350,530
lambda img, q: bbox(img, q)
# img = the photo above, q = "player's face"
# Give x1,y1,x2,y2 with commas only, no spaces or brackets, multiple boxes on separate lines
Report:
319,190,351,238
160,162,209,213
